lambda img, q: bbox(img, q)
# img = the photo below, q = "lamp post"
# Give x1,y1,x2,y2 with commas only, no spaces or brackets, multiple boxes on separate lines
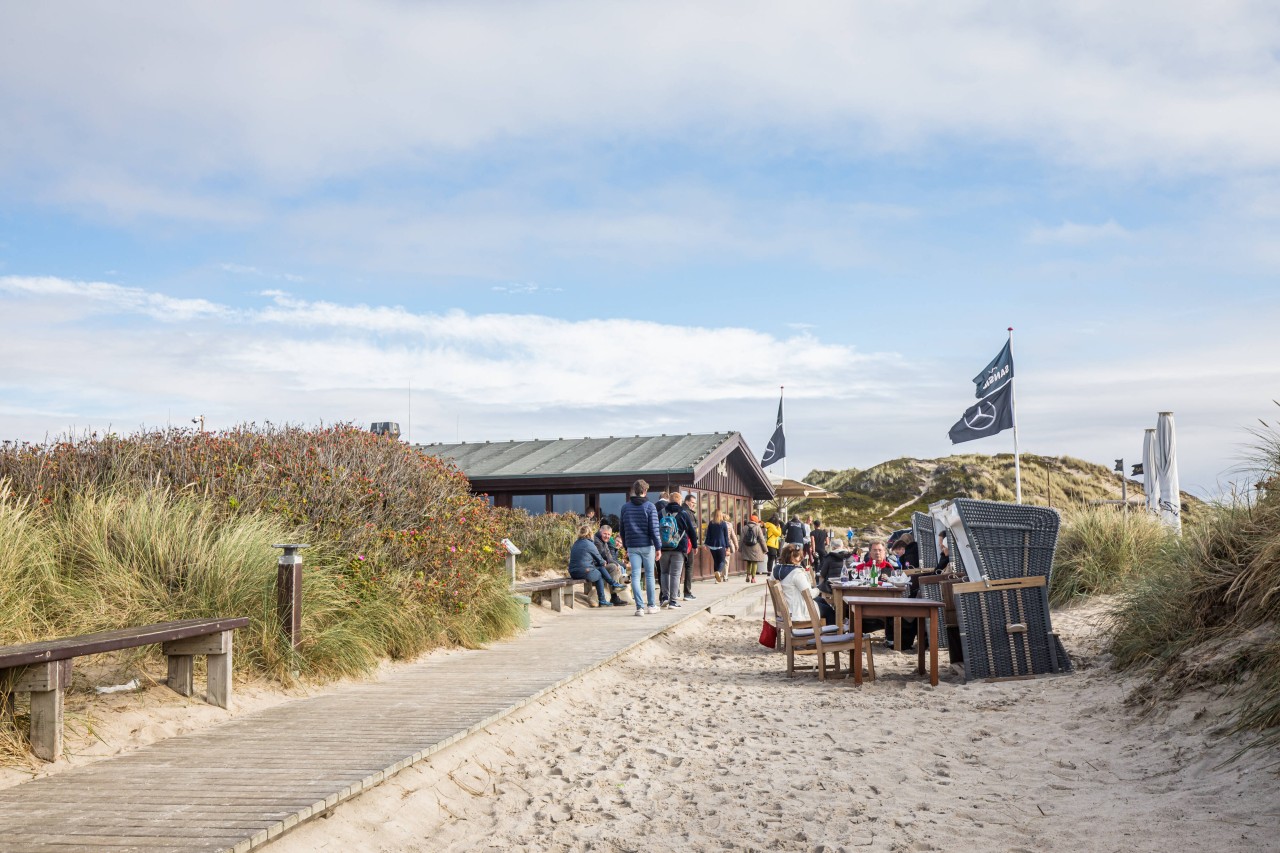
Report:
1114,459,1127,517
272,544,310,650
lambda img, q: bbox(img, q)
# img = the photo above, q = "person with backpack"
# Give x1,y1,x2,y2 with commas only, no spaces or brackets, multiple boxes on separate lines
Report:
620,479,662,617
658,492,698,608
739,514,767,582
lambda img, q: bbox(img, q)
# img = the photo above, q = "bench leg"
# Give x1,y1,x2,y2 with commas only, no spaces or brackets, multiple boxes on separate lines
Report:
167,655,195,697
207,637,232,710
29,688,63,762
6,661,71,762
550,586,563,612
1,690,13,727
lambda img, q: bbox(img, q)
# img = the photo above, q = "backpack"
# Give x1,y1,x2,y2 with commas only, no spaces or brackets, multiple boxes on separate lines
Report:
742,523,759,547
660,513,683,549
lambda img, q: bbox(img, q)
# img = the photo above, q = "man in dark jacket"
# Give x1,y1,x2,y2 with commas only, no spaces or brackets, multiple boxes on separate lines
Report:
594,523,627,606
678,493,701,600
620,479,662,616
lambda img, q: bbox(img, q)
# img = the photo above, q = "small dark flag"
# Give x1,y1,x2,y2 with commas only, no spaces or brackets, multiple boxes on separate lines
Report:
973,339,1014,399
761,395,786,466
949,380,1014,444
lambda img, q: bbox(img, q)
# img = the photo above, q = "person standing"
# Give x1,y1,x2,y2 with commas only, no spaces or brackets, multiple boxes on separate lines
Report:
679,493,702,600
764,514,783,577
658,498,688,608
811,519,829,564
739,514,768,582
705,509,733,582
620,479,662,617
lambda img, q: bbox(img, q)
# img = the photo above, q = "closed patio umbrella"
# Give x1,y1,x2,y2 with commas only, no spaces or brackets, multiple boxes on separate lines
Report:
1155,412,1182,532
1142,428,1160,514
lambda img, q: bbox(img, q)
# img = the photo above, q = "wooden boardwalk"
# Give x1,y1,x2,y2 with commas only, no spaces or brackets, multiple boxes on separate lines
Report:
0,579,755,852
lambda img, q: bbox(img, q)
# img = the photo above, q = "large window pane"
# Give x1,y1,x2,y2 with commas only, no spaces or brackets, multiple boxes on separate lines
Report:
551,493,586,514
599,492,626,520
512,494,547,515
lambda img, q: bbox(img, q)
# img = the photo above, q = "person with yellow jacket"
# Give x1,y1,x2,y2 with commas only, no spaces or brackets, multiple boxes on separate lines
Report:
764,515,783,577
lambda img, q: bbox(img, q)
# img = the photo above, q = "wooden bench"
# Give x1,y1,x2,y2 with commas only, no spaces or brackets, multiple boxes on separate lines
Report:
512,577,580,612
0,617,250,761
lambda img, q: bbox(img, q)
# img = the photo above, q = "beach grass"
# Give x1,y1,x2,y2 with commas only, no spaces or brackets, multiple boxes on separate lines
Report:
0,426,526,764
1049,505,1173,606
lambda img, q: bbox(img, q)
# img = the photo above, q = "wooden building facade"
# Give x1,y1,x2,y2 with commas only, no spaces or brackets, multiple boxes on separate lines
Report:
419,433,775,581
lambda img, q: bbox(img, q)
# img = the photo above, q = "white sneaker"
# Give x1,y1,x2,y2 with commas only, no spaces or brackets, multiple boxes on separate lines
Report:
646,607,658,615
635,608,645,617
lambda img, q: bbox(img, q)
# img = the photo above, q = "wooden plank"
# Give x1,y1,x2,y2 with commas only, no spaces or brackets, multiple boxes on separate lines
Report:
2,659,72,693
167,655,194,698
29,687,63,762
0,579,752,852
0,618,250,669
162,631,230,656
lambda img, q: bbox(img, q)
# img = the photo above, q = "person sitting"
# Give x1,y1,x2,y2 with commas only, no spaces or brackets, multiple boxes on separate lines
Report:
569,524,626,607
857,541,894,579
896,532,919,570
593,523,628,606
773,543,836,626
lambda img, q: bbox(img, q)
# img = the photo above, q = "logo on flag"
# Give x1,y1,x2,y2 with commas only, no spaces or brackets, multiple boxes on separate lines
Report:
949,380,1014,444
973,339,1014,399
761,395,786,467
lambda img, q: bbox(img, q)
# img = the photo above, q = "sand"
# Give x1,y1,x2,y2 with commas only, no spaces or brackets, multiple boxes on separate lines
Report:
5,597,1277,852
262,598,1280,852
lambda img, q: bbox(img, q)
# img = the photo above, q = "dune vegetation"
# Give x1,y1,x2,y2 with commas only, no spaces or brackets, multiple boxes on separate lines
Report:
0,425,523,685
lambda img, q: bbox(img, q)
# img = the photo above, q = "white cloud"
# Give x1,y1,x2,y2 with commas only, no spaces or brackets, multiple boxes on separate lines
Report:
1029,219,1131,245
2,275,1278,498
2,1,1279,214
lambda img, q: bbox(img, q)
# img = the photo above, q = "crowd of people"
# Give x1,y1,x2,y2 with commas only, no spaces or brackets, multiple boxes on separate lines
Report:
567,479,939,636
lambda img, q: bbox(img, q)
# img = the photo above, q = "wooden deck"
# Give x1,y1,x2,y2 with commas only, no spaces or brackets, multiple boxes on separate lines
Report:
0,579,756,852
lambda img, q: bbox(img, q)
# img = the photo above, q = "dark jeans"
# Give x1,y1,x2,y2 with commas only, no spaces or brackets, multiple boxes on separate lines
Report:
766,546,778,577
710,547,727,576
683,549,696,595
570,566,609,604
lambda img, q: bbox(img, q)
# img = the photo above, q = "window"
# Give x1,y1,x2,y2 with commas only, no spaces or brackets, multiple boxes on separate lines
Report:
512,494,547,515
599,492,626,520
551,493,586,514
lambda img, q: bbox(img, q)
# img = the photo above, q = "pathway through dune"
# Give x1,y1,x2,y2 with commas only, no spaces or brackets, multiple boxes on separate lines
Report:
268,598,1279,853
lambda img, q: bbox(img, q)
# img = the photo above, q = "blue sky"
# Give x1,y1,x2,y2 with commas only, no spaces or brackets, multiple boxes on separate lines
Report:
2,2,1279,497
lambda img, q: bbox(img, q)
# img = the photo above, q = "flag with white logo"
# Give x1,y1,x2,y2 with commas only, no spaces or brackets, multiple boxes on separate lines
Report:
760,394,786,466
973,339,1014,398
949,379,1014,444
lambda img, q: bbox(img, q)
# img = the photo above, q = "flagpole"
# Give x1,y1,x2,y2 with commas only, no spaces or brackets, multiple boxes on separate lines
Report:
1008,327,1022,504
780,386,787,522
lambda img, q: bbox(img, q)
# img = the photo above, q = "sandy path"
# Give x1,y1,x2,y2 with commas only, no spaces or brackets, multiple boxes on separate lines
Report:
267,599,1280,852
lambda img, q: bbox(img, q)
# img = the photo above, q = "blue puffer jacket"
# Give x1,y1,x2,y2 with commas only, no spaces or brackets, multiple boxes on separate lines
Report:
568,537,605,575
619,496,661,550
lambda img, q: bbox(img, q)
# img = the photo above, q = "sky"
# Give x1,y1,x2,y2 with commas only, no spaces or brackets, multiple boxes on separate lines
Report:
2,1,1279,498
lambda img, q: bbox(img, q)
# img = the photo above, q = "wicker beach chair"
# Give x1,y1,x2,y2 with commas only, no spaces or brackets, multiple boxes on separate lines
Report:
912,511,937,569
952,576,1071,680
915,575,950,651
951,498,1061,583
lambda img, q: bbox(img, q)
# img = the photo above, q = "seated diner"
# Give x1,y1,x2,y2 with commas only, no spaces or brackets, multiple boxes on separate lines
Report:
773,543,837,626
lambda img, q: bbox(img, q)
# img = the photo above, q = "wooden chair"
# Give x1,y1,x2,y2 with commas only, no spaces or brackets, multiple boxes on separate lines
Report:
802,587,873,681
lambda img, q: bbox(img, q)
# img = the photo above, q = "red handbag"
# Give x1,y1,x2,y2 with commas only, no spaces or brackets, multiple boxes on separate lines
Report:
758,586,778,649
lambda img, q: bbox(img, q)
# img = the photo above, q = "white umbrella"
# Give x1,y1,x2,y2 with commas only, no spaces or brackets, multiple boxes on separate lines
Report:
1142,428,1160,514
1155,412,1182,532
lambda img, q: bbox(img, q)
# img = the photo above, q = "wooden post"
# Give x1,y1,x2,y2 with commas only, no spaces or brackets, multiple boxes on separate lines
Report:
11,661,71,762
506,552,517,585
272,544,310,651
163,630,233,708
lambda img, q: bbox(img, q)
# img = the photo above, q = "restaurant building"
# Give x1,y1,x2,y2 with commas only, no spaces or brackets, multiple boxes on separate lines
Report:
418,432,775,580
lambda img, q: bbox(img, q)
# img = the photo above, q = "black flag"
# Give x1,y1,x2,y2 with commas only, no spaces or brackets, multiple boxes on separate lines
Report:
760,395,786,466
949,380,1014,444
973,339,1014,398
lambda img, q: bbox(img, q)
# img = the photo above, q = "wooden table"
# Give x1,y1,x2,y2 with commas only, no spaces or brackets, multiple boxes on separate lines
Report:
831,582,909,642
844,597,940,686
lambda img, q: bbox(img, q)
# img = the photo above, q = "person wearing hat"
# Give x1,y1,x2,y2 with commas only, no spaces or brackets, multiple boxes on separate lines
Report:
738,513,768,582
